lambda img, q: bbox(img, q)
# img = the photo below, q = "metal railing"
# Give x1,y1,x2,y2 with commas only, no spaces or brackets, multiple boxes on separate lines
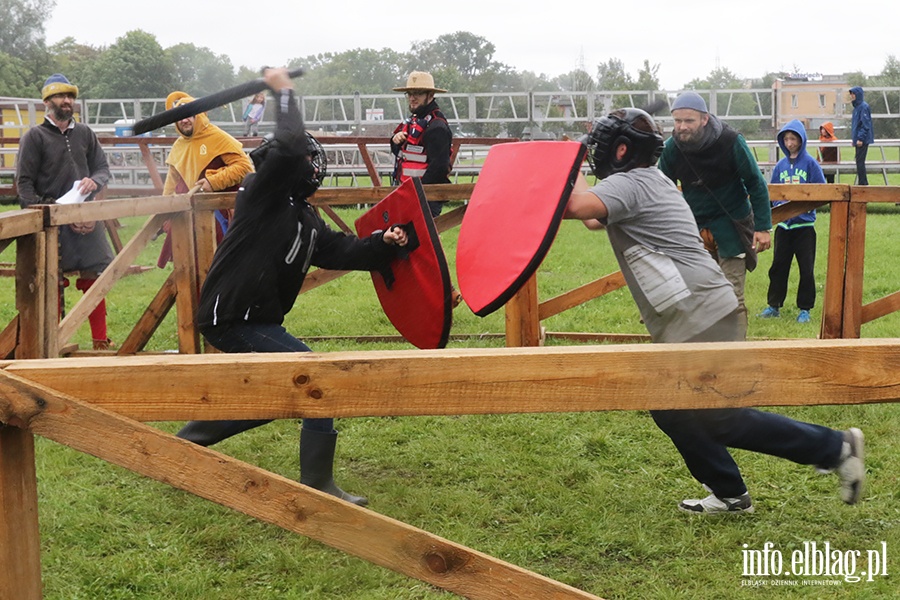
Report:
4,86,899,136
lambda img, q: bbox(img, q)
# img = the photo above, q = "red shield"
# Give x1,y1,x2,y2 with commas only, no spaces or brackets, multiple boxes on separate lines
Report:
355,178,452,349
456,141,587,317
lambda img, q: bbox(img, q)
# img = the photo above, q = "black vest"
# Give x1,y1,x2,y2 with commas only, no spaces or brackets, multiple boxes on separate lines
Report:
669,125,740,192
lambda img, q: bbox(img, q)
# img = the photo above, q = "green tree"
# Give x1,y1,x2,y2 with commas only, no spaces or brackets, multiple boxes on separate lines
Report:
684,66,742,90
0,51,38,97
409,31,496,80
85,30,175,98
0,0,55,60
289,48,408,95
167,43,236,97
554,68,595,92
46,37,102,90
596,58,633,91
636,60,660,91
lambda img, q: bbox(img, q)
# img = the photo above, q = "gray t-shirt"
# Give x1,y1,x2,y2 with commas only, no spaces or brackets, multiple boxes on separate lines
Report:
589,167,738,343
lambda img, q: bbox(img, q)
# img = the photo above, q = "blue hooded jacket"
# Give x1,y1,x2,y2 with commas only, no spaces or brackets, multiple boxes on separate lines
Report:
850,86,875,145
770,119,824,228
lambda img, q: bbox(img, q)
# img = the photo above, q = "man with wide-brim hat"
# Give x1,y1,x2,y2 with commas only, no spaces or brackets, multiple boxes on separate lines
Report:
390,71,452,217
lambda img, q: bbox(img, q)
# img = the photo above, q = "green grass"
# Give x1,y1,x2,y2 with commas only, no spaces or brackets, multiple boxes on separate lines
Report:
2,202,900,599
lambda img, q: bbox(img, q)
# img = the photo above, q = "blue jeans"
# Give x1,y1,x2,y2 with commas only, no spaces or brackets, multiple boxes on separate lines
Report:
176,322,332,446
650,312,844,498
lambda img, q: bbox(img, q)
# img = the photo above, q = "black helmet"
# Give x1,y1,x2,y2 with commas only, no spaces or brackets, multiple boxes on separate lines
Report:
249,131,328,196
583,108,664,179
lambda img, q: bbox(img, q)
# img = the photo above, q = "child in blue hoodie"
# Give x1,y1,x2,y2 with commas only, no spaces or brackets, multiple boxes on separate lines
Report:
759,120,825,323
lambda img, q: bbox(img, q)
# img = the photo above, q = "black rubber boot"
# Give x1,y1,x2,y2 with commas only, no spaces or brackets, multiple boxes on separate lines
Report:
299,429,368,506
176,419,272,446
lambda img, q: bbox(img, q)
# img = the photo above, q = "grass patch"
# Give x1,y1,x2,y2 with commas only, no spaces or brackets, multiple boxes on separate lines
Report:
2,202,899,599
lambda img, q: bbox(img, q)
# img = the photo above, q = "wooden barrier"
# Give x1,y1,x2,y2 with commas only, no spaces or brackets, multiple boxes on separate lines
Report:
3,182,900,598
3,340,900,599
4,184,900,359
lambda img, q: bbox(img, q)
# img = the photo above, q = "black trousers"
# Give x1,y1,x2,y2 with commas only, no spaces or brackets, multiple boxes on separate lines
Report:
855,144,869,185
766,226,816,310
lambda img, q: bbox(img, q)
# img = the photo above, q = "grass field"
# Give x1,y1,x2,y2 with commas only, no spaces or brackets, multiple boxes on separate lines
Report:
2,198,899,599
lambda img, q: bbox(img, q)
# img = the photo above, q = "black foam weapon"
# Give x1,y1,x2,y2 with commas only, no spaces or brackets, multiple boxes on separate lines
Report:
132,67,305,135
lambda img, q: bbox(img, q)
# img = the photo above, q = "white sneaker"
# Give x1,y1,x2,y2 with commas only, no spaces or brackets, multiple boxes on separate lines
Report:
679,488,754,515
837,428,865,505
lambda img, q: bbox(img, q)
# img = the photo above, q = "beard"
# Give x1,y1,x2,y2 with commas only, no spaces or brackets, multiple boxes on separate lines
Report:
674,129,702,145
49,102,74,123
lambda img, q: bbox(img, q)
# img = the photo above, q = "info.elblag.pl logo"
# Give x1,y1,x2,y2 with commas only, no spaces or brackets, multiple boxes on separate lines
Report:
741,541,888,586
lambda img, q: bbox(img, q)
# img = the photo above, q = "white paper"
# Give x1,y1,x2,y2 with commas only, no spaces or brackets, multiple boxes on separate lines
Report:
55,181,90,205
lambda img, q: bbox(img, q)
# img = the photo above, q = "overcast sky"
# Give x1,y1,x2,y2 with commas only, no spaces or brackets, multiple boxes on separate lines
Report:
45,0,896,91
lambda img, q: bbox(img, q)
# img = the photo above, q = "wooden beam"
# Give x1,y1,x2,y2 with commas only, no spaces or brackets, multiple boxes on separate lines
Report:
57,214,167,347
0,426,42,600
5,339,900,422
0,209,43,242
821,201,849,339
43,194,192,227
506,274,541,347
311,184,475,206
117,273,177,355
138,142,164,193
846,186,900,203
767,184,850,203
43,228,58,358
0,370,601,600
15,234,44,361
861,290,900,325
2,236,44,600
168,211,201,354
0,317,17,360
842,202,868,338
539,272,626,321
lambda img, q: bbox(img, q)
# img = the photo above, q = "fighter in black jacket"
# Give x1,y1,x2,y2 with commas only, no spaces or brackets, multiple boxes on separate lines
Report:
177,68,408,506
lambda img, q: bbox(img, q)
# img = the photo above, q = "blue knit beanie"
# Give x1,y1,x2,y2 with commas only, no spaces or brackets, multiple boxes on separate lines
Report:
42,74,79,101
671,91,707,113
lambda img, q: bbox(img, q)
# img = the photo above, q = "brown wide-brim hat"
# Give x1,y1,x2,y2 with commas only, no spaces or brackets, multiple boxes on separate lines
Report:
392,71,447,93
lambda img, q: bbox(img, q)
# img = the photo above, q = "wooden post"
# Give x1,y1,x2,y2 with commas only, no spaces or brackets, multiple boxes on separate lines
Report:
1,233,46,600
192,208,217,289
820,201,849,339
43,227,59,358
842,201,868,338
0,427,43,600
505,274,542,347
169,210,201,354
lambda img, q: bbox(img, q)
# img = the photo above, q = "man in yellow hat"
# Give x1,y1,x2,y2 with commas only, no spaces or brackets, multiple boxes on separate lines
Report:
156,90,253,267
390,71,452,217
16,73,117,350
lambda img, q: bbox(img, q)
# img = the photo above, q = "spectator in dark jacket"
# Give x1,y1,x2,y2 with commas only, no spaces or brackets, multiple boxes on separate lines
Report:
16,73,116,350
849,86,874,185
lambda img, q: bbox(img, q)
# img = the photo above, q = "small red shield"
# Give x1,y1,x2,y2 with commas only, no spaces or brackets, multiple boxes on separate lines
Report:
355,178,452,349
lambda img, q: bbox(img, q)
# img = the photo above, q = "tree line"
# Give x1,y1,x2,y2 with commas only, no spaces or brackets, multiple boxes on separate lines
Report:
2,0,898,137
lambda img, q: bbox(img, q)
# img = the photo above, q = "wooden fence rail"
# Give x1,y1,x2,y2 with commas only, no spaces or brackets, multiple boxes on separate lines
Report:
3,341,900,599
4,184,900,360
3,180,900,598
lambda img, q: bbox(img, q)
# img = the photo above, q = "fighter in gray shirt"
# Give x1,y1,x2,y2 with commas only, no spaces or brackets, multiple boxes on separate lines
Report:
563,108,864,514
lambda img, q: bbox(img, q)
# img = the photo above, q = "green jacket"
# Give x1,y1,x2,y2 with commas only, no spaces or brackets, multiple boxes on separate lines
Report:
658,129,771,258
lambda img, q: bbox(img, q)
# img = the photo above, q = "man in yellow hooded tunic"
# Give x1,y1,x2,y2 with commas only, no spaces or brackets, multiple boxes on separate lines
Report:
157,91,253,267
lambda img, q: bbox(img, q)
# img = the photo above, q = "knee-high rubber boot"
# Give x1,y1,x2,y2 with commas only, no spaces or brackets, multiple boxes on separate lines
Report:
299,429,368,506
176,419,272,446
